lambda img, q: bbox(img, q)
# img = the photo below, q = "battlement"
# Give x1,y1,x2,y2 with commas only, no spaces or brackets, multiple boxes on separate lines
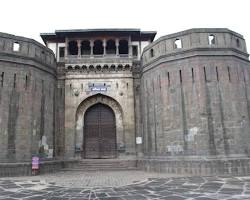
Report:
142,28,249,67
0,32,56,71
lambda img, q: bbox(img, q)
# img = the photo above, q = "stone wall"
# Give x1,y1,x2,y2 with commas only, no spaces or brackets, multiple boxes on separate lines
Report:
137,158,250,176
0,32,57,162
0,160,78,177
140,28,250,159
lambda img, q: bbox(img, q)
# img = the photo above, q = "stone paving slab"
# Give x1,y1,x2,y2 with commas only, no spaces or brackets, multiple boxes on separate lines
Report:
1,171,250,199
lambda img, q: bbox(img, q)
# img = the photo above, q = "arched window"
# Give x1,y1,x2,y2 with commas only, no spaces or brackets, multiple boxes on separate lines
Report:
106,40,116,54
124,64,131,71
93,40,103,55
236,38,241,48
110,65,116,71
119,40,128,54
81,40,91,55
75,65,80,70
150,49,154,57
96,65,102,71
67,66,73,70
82,65,87,71
174,39,182,49
209,35,216,45
103,65,109,71
117,65,123,71
89,65,95,71
68,41,78,55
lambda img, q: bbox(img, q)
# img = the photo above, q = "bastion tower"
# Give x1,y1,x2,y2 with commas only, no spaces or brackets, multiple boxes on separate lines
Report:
0,33,56,163
138,29,250,174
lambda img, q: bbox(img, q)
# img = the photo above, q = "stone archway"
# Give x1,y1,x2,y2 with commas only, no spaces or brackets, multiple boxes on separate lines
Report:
75,94,124,157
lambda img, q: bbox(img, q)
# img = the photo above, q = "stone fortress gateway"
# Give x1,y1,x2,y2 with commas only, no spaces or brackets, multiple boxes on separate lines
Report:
0,28,250,176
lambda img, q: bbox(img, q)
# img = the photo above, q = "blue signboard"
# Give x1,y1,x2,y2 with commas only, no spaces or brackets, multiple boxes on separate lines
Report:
89,82,109,92
91,86,107,91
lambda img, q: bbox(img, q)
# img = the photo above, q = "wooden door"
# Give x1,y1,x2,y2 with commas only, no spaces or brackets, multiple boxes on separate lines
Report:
84,103,116,158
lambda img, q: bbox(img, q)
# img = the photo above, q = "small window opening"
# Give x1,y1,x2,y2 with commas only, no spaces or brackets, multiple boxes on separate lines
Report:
59,47,65,58
126,82,128,89
209,35,215,45
1,72,4,87
167,72,170,85
13,42,20,52
93,40,104,55
174,39,182,49
81,84,83,90
119,40,128,54
60,88,63,96
70,84,72,89
179,70,182,83
236,38,241,48
106,40,116,54
227,66,231,82
191,68,194,82
132,45,138,57
204,67,207,82
216,66,219,81
116,83,118,88
150,49,154,57
81,40,91,55
14,74,16,88
25,75,28,89
68,41,78,55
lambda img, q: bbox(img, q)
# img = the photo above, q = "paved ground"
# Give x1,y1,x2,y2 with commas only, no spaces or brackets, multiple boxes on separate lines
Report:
1,171,250,199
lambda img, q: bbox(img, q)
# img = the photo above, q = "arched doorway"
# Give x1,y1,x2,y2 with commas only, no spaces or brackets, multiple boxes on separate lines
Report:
84,103,117,158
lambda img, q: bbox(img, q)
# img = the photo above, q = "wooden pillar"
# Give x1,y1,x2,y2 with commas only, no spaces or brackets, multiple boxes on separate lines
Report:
116,39,119,56
77,40,81,57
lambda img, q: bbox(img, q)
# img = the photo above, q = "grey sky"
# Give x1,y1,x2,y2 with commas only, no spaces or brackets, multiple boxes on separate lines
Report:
1,0,250,52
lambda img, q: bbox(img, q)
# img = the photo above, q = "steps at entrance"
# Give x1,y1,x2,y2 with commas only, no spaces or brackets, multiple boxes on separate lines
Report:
62,159,138,172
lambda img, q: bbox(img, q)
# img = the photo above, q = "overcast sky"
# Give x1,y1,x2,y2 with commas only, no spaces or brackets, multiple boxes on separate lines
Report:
1,0,250,52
